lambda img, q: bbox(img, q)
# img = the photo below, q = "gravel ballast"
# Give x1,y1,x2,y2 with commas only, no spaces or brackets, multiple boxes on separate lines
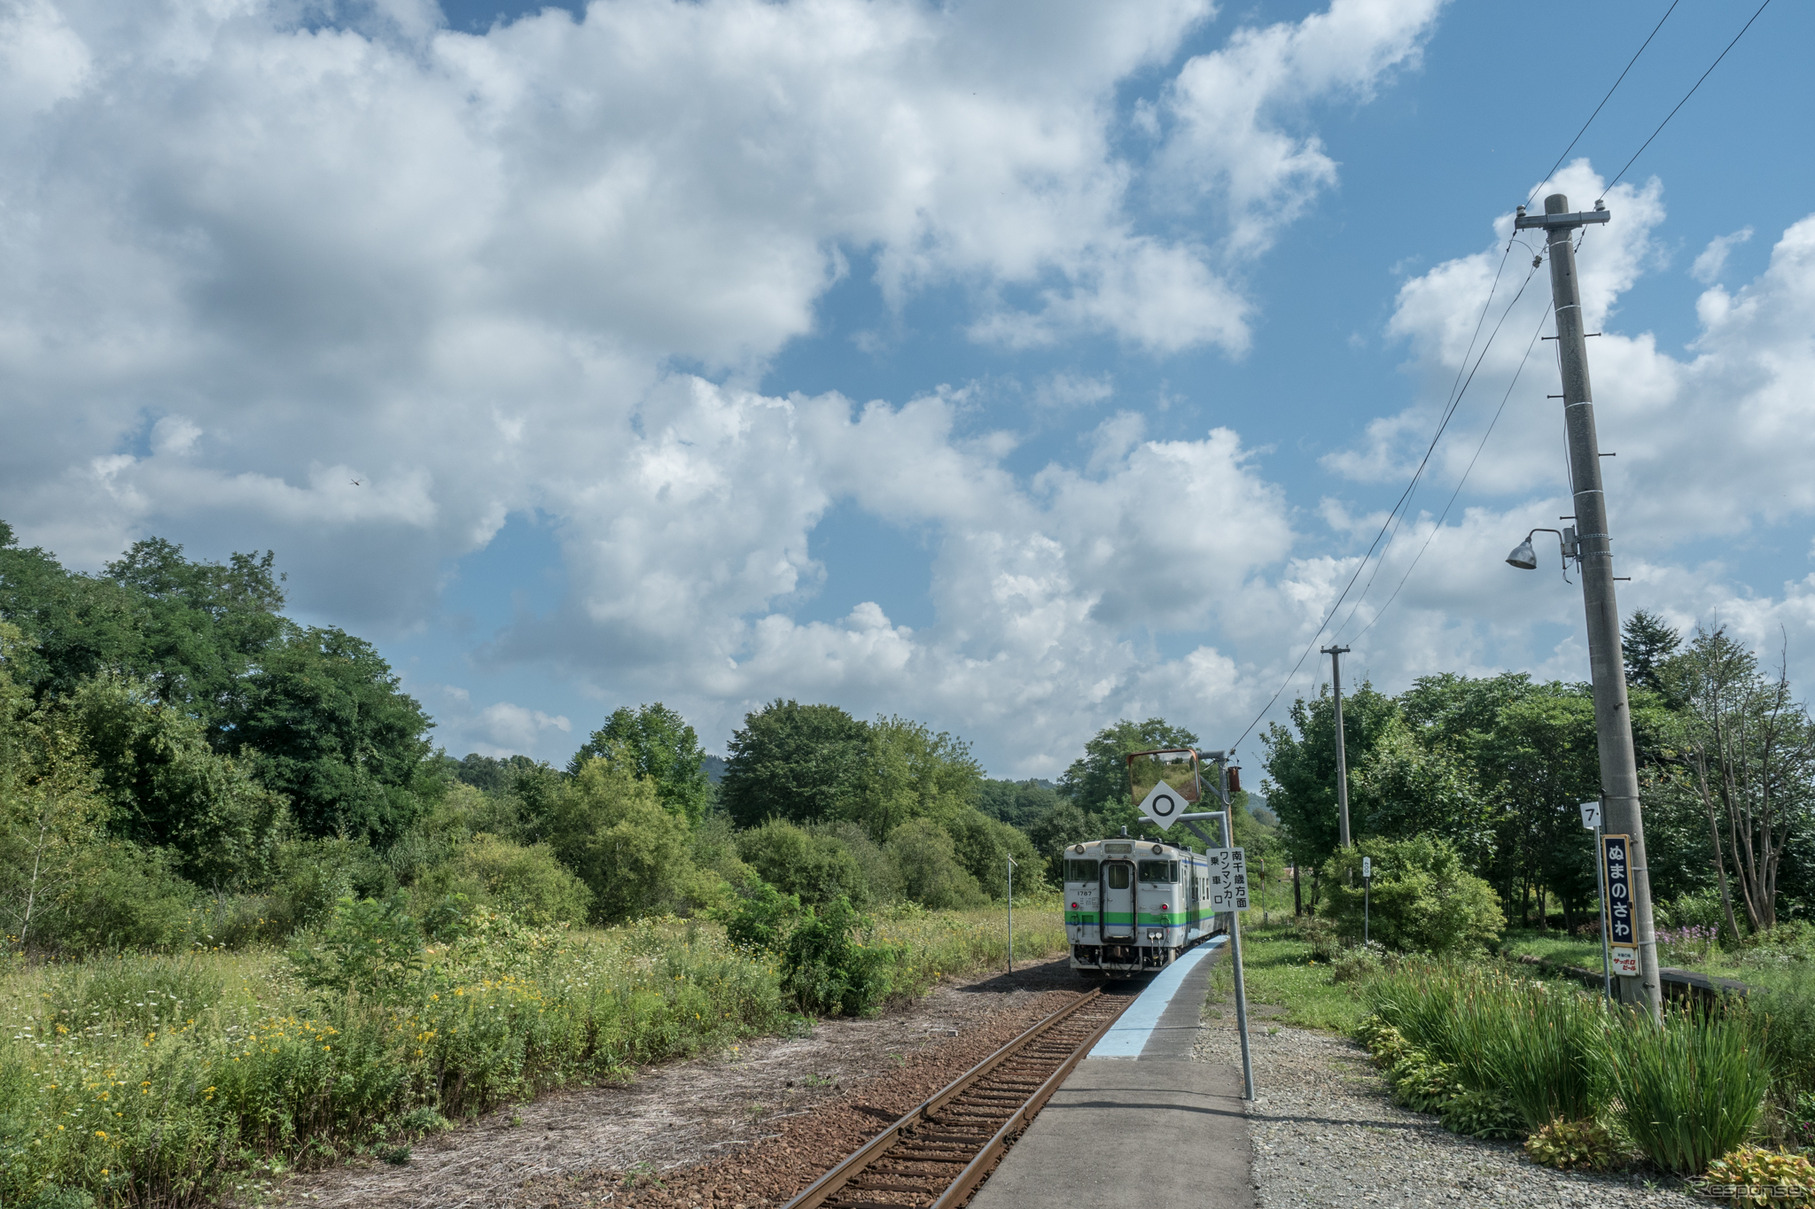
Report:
1192,1005,1701,1208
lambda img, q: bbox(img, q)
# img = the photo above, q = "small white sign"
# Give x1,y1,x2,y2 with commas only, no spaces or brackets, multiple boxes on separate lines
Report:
1580,801,1601,830
1610,946,1638,977
1138,780,1186,827
1205,848,1250,911
1362,856,1372,879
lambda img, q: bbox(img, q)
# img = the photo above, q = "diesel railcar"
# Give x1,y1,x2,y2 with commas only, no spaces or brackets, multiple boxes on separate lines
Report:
1062,837,1221,973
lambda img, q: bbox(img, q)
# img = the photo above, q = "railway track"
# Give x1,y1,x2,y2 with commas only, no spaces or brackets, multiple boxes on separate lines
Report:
781,989,1133,1209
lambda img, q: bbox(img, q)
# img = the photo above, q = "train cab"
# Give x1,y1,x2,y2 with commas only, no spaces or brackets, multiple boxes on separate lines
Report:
1062,838,1219,973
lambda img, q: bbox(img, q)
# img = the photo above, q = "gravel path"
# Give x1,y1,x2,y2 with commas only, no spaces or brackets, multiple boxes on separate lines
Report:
1193,1008,1701,1208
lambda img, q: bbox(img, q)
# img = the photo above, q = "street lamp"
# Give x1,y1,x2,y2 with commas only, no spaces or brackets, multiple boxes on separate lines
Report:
1505,527,1577,579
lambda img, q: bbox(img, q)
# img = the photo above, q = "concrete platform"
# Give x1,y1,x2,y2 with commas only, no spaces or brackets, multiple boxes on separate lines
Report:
968,942,1254,1209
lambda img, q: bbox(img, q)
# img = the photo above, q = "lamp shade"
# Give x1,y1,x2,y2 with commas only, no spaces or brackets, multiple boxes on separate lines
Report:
1505,538,1538,570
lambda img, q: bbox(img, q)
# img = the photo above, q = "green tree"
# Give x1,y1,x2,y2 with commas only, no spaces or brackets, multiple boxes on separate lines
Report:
446,752,547,795
1624,609,1685,704
0,525,143,698
1352,717,1494,869
0,624,107,950
1261,683,1398,875
227,625,433,845
103,537,287,732
1474,686,1603,927
568,702,712,824
61,674,289,888
547,758,691,924
1058,718,1199,814
884,818,985,908
720,700,868,828
1673,627,1815,934
977,778,1060,830
845,715,983,840
944,808,1045,898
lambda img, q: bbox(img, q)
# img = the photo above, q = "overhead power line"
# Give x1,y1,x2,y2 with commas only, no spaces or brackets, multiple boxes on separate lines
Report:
1333,254,1546,646
1525,0,1680,211
1223,1,1773,758
1601,0,1775,198
1349,299,1552,644
1226,240,1525,755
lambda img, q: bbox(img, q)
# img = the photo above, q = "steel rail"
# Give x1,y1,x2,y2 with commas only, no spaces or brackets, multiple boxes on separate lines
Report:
781,989,1128,1209
926,995,1126,1209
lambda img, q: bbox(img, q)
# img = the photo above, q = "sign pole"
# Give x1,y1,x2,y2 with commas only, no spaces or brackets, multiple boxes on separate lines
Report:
1596,819,1612,1000
1006,855,1015,977
1230,906,1254,1101
1362,855,1372,947
1580,801,1613,1000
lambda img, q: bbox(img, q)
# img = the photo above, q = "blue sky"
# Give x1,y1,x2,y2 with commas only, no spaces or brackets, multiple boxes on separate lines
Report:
3,0,1813,777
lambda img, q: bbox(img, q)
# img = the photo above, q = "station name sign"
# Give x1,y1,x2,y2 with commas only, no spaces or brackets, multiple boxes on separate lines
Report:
1602,833,1638,977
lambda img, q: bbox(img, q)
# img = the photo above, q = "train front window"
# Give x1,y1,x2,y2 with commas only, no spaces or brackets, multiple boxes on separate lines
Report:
1106,864,1131,890
1065,859,1100,882
1136,860,1173,883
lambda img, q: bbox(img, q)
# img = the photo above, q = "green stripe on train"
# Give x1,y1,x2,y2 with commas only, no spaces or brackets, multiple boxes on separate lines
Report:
1064,911,1189,925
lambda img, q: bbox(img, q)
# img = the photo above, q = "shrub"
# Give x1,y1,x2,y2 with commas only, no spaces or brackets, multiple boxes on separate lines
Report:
1355,1015,1414,1068
1703,1146,1815,1204
817,821,902,903
264,835,396,935
1524,1118,1618,1171
35,840,195,953
1319,836,1504,954
1292,913,1343,962
1656,889,1730,935
1610,1007,1770,1175
1785,1091,1815,1153
288,894,426,1001
944,808,1046,900
1739,981,1815,1103
1386,1049,1461,1114
1440,1087,1523,1140
719,878,801,953
548,758,694,924
1742,922,1815,965
885,818,985,909
782,896,897,1017
1330,944,1384,983
737,818,871,908
413,833,591,926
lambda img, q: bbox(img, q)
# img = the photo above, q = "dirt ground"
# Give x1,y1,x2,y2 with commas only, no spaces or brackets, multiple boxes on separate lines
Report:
266,957,1098,1209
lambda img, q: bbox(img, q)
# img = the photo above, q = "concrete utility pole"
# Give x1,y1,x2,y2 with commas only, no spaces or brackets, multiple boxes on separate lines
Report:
1516,193,1662,1023
1322,645,1352,848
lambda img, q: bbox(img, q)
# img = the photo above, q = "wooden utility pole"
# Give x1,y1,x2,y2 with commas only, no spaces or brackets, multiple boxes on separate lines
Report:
1516,193,1662,1023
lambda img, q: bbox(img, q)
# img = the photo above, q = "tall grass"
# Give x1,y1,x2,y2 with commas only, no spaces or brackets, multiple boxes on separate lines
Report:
1364,961,1604,1127
1609,1007,1770,1175
0,905,1068,1207
1364,958,1771,1173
